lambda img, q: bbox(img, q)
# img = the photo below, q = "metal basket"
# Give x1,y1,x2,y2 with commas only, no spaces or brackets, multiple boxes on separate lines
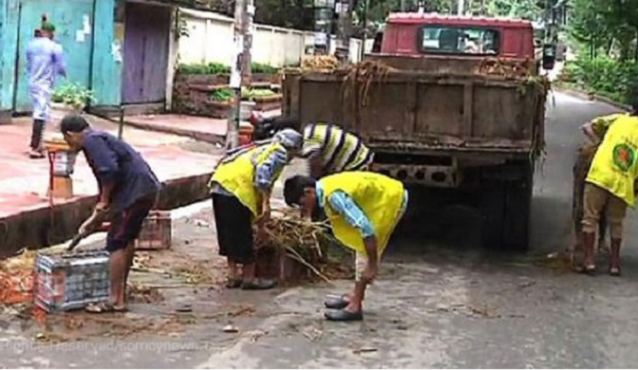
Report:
34,250,110,312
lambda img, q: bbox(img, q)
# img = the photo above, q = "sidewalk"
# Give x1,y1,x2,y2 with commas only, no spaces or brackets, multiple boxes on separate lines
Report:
0,115,222,257
123,109,282,145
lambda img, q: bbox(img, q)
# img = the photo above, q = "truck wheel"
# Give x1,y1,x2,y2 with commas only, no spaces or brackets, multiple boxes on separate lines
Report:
478,162,533,251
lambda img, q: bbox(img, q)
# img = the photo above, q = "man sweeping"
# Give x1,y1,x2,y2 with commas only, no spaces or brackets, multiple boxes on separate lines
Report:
283,172,408,321
60,114,160,313
25,21,66,159
580,97,638,276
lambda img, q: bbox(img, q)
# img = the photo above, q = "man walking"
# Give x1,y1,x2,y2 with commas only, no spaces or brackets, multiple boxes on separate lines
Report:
580,97,638,276
284,172,408,321
60,114,160,313
25,21,66,158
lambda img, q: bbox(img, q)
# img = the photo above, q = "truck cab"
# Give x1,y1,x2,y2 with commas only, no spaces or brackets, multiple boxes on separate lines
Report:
380,13,535,60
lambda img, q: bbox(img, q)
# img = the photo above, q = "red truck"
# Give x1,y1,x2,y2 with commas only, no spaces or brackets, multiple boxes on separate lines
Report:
283,13,548,250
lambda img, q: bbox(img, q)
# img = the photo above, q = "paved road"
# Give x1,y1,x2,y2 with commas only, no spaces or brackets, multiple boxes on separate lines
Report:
2,92,637,368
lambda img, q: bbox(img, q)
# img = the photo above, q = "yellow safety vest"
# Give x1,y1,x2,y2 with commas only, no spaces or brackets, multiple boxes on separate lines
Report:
320,172,405,256
303,124,370,172
586,114,638,206
210,143,286,216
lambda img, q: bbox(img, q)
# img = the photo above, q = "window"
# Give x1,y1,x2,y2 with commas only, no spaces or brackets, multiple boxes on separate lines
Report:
420,26,500,55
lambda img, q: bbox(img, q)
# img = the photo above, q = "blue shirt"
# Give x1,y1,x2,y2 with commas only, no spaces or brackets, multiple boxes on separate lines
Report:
82,131,161,212
316,182,409,239
26,37,66,89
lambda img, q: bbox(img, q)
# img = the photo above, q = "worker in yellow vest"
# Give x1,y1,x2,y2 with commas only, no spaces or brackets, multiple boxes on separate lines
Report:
580,97,638,276
209,129,303,290
283,172,408,321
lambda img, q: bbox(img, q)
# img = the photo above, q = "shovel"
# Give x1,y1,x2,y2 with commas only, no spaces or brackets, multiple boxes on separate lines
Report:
66,211,110,252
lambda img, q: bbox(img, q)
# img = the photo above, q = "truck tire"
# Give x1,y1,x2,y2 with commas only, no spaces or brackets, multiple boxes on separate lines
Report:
478,161,533,251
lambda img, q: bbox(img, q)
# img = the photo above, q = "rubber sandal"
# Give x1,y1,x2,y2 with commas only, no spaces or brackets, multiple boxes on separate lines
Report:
324,295,349,310
241,279,276,290
579,265,596,276
609,266,621,277
85,302,127,314
226,278,242,289
324,309,363,322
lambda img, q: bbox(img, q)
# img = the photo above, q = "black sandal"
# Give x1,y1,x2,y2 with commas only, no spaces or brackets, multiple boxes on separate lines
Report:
324,295,350,310
225,278,242,289
324,309,363,322
579,264,596,276
609,265,621,277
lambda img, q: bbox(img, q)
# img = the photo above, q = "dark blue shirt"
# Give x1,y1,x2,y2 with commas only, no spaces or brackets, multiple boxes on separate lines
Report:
82,130,161,212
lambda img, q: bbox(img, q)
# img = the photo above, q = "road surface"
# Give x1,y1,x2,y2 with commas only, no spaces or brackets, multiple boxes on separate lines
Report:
1,92,636,369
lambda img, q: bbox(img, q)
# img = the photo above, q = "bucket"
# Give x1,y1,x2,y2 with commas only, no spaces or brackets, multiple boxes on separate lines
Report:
239,121,255,146
239,101,257,121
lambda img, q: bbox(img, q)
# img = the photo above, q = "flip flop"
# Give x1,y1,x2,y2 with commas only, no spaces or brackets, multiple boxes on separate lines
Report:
85,302,127,314
324,309,363,322
225,278,242,289
579,264,596,276
324,295,349,310
609,266,621,277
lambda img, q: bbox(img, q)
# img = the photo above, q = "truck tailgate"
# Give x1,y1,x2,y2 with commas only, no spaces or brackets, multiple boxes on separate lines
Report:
283,69,546,154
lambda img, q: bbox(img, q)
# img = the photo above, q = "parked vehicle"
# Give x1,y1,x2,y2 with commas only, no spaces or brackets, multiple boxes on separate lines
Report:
282,13,549,250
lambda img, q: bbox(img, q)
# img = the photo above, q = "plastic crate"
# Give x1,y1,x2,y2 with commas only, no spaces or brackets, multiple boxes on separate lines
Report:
34,251,110,312
135,210,172,250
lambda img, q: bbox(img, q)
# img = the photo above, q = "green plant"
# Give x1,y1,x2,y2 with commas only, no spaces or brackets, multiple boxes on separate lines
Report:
177,62,279,75
252,62,278,74
210,88,234,102
563,55,638,104
51,82,96,109
240,87,277,101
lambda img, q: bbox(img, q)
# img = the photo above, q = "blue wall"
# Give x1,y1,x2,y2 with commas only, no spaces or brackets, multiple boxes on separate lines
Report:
0,0,19,112
0,0,122,113
91,0,121,107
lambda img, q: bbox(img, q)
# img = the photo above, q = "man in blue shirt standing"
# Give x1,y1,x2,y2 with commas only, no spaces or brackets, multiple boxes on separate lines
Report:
25,22,66,158
60,114,161,313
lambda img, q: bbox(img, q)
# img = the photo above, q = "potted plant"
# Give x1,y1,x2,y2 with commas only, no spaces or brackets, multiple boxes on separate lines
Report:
51,82,96,119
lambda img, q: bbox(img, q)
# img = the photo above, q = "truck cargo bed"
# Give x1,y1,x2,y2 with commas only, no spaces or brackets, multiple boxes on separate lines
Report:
282,67,546,158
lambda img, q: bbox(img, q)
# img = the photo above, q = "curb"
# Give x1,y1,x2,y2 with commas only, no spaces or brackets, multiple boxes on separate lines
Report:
553,85,631,112
0,172,213,258
123,119,226,145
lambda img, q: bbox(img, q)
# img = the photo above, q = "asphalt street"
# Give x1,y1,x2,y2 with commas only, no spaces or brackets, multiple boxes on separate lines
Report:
1,91,637,369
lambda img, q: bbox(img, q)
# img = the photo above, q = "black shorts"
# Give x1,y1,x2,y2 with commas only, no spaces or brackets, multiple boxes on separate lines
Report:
212,192,254,264
106,194,156,253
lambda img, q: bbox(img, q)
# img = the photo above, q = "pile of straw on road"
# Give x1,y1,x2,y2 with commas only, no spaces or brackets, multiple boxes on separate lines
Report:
254,209,349,282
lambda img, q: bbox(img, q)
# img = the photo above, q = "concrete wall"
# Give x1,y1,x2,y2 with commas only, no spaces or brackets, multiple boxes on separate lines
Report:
177,8,363,67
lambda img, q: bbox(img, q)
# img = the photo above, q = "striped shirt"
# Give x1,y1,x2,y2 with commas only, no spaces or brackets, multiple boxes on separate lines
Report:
301,124,373,173
316,182,409,239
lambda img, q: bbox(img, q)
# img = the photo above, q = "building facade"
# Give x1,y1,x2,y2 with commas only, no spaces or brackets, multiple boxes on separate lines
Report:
0,0,190,118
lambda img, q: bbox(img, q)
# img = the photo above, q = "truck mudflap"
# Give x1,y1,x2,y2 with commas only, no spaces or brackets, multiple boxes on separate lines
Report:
374,159,461,188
